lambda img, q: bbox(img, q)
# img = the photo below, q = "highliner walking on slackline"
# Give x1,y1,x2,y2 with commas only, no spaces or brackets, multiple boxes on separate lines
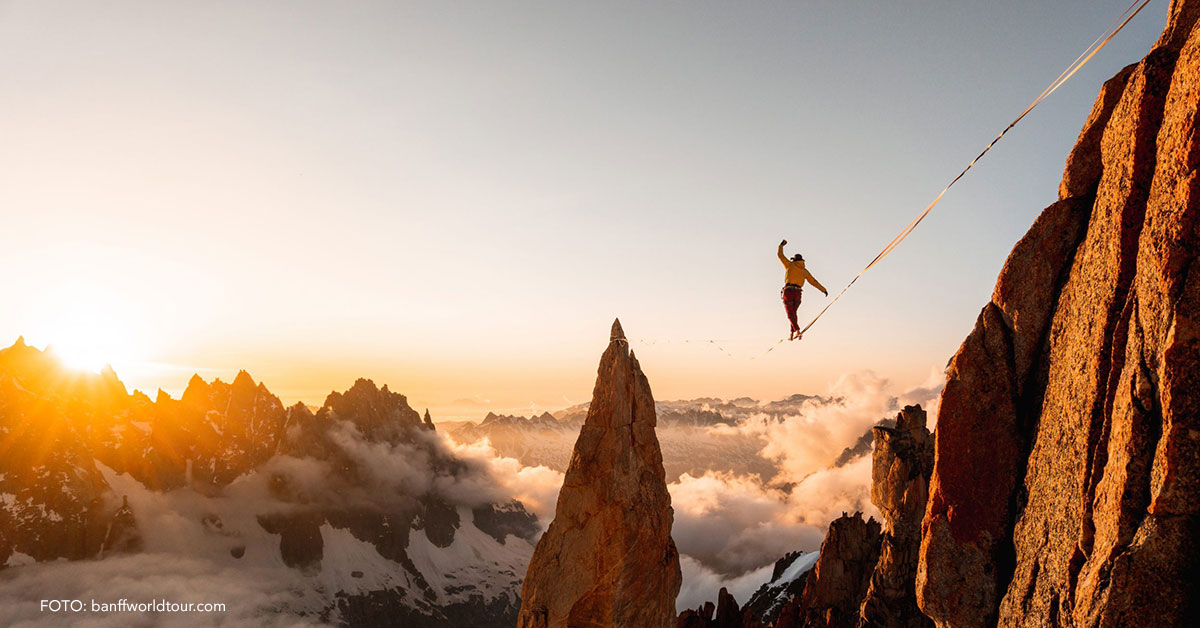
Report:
778,239,827,341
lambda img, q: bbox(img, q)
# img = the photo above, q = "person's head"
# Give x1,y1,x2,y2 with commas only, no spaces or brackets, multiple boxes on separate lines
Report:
792,253,804,262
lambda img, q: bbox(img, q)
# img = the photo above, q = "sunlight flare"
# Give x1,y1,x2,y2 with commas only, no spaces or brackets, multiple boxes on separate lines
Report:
30,283,146,375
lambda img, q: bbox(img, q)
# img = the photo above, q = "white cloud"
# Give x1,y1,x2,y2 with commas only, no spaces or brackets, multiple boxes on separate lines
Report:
0,371,943,626
665,371,942,604
0,553,324,628
448,438,564,526
445,370,944,608
669,472,824,576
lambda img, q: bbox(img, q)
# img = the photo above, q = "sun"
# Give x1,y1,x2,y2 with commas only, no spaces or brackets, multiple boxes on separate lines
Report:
52,340,125,374
30,289,146,375
45,320,141,374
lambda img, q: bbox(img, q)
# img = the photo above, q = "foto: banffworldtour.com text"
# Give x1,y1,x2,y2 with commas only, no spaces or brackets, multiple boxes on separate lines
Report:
40,599,226,614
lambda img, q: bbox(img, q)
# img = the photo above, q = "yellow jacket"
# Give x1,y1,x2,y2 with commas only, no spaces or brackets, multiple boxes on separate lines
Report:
779,245,826,292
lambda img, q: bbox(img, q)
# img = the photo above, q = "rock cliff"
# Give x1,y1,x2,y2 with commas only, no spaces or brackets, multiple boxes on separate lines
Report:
517,319,682,628
742,551,818,625
787,513,882,628
859,406,934,628
919,1,1200,626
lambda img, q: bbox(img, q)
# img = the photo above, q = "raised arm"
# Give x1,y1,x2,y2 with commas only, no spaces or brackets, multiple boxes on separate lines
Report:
778,239,789,267
805,269,827,295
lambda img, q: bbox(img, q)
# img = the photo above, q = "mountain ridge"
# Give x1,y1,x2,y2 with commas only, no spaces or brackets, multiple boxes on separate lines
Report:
0,339,538,627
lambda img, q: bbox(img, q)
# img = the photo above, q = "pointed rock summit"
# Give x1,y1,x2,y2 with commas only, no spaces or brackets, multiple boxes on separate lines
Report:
517,319,681,628
610,317,625,342
859,406,934,628
783,513,882,628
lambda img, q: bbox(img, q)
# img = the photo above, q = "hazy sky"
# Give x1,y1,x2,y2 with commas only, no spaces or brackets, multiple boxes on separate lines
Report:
0,1,1166,417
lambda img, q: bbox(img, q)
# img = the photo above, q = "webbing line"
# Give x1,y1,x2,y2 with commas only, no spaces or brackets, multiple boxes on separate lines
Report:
634,337,785,360
629,0,1152,359
795,0,1153,339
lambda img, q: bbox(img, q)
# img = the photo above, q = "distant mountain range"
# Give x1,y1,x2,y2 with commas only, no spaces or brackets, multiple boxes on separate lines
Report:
0,338,537,627
446,394,869,483
0,336,891,627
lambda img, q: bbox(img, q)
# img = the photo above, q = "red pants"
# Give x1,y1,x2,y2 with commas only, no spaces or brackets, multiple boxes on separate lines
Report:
782,285,803,333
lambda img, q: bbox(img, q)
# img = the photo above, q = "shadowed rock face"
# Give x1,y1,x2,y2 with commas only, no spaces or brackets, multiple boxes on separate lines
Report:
0,340,130,563
919,1,1200,626
743,552,814,626
859,406,934,628
100,496,142,556
787,513,882,628
517,319,682,628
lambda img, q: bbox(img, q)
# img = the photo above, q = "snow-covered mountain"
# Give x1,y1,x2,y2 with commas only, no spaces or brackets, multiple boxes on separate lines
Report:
0,338,537,627
676,549,820,627
740,550,820,622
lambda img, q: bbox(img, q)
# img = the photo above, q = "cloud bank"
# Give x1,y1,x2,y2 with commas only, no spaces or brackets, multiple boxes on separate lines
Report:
463,370,943,610
0,370,942,624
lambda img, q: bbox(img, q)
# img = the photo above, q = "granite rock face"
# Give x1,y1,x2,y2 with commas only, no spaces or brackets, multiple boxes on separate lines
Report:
918,1,1200,626
793,513,882,628
859,406,934,628
518,319,682,628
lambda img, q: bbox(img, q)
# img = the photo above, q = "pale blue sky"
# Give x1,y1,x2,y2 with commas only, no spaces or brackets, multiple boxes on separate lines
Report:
0,1,1166,414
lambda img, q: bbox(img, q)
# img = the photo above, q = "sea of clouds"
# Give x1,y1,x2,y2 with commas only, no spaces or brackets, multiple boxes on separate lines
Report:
0,369,942,624
456,369,944,610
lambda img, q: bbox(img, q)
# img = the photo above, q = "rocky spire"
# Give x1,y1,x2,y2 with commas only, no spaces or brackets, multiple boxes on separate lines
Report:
101,495,142,556
517,319,681,628
230,369,257,400
858,405,934,628
182,373,211,403
774,513,881,628
713,588,743,627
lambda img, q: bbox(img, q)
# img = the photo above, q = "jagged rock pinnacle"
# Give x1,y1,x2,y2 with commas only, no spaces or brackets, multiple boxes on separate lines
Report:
517,320,680,628
610,317,625,342
859,405,934,627
231,370,256,395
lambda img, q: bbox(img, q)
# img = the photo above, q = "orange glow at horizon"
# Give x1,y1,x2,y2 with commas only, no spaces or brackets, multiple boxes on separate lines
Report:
23,280,149,376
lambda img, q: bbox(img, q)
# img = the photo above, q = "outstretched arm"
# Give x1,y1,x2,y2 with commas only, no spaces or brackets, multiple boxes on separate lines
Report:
806,269,828,295
778,239,789,266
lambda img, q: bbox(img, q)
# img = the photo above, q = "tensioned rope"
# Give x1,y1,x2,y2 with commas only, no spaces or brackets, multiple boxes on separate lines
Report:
793,0,1153,339
631,0,1152,359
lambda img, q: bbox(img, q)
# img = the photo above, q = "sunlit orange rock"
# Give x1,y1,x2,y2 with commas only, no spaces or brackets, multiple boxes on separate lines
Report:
919,1,1200,625
792,512,881,628
517,319,681,628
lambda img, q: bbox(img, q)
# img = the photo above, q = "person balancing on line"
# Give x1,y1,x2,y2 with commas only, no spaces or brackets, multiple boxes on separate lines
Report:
778,239,827,341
